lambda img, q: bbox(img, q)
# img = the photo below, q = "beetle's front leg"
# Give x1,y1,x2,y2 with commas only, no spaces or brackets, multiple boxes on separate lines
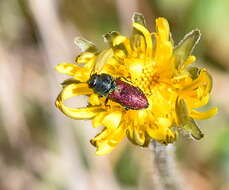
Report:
104,97,111,109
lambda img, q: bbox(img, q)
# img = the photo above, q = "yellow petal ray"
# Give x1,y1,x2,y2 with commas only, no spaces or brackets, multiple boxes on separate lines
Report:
153,18,173,67
185,94,210,109
93,49,113,73
133,22,153,58
154,40,173,66
57,104,104,120
91,126,125,155
89,94,101,106
102,111,123,129
58,83,92,100
104,32,132,59
92,112,107,128
55,83,104,119
130,34,146,58
179,70,213,107
76,52,96,64
155,17,170,41
55,63,89,82
131,13,147,57
147,125,176,144
127,127,147,146
190,107,218,120
113,35,132,55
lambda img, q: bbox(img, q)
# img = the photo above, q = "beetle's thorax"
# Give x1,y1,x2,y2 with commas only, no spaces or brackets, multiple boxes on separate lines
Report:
88,73,115,96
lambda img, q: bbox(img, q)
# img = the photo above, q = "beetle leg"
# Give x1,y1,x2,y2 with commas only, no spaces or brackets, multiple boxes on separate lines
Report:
104,97,111,109
125,107,130,111
105,97,109,105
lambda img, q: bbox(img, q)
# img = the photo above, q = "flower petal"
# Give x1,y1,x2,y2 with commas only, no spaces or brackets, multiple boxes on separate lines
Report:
179,69,213,108
93,49,114,73
55,63,90,82
102,110,123,129
130,13,147,57
190,107,218,120
104,32,131,60
57,104,104,120
156,17,170,41
92,112,107,128
91,126,125,155
89,94,101,106
55,83,104,119
126,128,149,146
58,83,92,100
147,125,176,144
76,52,96,64
133,22,152,58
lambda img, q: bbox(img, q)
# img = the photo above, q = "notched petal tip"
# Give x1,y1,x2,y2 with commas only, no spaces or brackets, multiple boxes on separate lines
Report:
74,37,97,52
132,12,146,26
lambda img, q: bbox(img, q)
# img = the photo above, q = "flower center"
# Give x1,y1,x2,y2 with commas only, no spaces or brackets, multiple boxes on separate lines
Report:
131,62,160,95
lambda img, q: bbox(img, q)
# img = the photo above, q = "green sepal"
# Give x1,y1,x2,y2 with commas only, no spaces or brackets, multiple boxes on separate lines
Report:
175,98,204,140
174,30,201,69
74,37,97,53
130,13,148,53
132,12,146,26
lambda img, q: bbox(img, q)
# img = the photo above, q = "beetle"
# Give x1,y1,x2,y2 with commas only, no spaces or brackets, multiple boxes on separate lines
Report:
88,73,148,110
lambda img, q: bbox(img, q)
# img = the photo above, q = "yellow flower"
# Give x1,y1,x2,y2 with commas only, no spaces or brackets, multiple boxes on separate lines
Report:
55,13,217,155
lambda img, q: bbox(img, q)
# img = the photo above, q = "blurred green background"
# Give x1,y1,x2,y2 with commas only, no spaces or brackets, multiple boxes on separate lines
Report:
0,0,228,189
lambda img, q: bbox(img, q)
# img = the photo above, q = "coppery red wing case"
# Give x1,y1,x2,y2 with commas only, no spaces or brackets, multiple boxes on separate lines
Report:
108,79,149,110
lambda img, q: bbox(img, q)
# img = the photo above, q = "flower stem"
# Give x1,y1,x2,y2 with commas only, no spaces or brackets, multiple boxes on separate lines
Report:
151,141,183,190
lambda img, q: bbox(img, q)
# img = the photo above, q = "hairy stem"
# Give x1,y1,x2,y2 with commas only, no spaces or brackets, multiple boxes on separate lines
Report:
151,141,183,190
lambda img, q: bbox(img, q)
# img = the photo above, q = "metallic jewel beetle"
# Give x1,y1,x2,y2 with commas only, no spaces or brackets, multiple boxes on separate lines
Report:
87,50,148,110
88,73,149,110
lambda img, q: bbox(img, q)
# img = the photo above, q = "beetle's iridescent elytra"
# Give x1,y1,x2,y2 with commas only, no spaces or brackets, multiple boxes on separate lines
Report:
88,73,149,110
